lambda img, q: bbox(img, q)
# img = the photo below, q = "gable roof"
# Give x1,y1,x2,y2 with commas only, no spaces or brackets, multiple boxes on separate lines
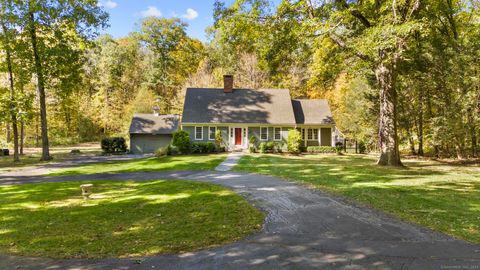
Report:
182,88,297,125
129,114,180,135
292,99,335,125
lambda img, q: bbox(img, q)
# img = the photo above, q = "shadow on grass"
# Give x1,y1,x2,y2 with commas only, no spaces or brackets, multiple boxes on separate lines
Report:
0,180,264,259
49,154,227,176
235,154,480,244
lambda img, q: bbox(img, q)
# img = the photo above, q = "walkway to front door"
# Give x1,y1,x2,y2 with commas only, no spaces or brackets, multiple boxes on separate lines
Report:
234,128,242,145
215,152,244,172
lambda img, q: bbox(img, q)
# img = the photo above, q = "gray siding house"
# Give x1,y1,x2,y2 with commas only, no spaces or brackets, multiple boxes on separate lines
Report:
181,75,338,151
129,114,180,154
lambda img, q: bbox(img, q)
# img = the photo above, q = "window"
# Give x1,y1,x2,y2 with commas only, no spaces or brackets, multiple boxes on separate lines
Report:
274,127,281,141
260,127,268,140
209,127,216,140
195,126,203,140
313,129,319,140
301,128,305,140
307,128,318,141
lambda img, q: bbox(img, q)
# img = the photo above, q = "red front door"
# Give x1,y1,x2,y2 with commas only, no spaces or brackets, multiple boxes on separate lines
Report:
235,128,242,145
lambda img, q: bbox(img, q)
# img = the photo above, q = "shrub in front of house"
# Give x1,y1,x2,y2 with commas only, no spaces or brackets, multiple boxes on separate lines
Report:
249,135,258,153
191,142,217,154
306,146,336,153
155,146,169,157
172,130,190,154
207,142,216,153
215,130,223,151
259,141,274,153
101,137,127,154
273,141,284,153
287,129,302,154
335,142,343,155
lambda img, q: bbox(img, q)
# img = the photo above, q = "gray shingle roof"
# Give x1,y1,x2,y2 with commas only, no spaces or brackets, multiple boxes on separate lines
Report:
292,99,335,125
129,114,180,134
182,88,297,124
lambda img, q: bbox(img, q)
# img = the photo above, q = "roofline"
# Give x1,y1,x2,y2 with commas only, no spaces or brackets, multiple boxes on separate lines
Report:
130,133,175,135
181,123,335,126
181,122,297,126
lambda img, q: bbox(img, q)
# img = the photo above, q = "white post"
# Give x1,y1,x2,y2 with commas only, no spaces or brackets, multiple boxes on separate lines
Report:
318,128,321,146
331,127,335,147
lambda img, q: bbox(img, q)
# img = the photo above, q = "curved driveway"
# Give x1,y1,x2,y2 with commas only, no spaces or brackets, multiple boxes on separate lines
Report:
1,171,479,270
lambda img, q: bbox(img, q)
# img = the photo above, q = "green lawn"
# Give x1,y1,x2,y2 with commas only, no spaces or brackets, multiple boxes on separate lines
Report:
0,143,101,173
234,154,480,244
0,180,264,259
50,154,227,176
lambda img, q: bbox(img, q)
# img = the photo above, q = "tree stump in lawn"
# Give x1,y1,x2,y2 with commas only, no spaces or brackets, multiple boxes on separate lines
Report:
80,184,93,199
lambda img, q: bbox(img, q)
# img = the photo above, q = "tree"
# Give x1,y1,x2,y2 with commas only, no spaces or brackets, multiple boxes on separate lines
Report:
0,2,19,161
287,129,302,154
137,17,204,113
16,0,108,160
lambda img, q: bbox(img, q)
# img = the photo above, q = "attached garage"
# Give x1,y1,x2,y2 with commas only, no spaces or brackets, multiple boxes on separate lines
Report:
129,114,180,154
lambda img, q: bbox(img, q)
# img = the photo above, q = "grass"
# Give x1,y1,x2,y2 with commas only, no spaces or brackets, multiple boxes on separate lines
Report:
234,153,480,244
49,154,227,176
0,180,264,259
0,143,101,172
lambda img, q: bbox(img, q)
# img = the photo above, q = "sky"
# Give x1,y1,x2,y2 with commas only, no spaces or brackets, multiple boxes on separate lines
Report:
97,0,237,42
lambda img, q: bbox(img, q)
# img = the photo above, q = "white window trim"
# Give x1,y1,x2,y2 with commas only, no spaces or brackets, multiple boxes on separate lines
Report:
274,127,282,141
260,127,268,141
195,126,203,140
208,126,216,141
307,128,318,141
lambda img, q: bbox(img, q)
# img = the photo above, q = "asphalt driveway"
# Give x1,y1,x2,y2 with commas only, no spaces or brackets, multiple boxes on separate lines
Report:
1,170,479,270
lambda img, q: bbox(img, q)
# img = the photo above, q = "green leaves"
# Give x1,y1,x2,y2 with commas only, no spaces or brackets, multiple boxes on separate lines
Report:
137,17,204,113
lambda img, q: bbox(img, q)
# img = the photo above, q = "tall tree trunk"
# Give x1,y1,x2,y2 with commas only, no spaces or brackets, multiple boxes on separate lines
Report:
6,123,10,144
416,87,424,156
28,10,51,161
20,121,24,155
376,55,402,166
5,122,10,144
35,110,39,147
35,83,39,147
1,21,20,162
455,140,465,160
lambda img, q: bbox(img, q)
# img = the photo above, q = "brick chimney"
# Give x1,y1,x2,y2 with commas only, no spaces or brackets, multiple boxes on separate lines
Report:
223,75,233,93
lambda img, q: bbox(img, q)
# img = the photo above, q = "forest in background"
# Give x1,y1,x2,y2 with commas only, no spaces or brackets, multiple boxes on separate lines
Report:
0,0,479,164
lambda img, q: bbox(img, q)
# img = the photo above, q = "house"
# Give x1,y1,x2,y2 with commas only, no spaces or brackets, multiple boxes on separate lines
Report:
128,75,339,153
181,75,339,151
129,113,180,154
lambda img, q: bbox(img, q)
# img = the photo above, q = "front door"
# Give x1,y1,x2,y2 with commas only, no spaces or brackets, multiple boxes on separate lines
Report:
235,128,242,145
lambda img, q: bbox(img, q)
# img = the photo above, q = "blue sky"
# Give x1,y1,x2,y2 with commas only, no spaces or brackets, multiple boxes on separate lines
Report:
97,0,237,42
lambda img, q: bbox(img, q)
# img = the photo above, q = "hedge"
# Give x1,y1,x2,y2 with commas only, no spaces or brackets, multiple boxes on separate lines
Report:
191,142,216,153
306,146,336,153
